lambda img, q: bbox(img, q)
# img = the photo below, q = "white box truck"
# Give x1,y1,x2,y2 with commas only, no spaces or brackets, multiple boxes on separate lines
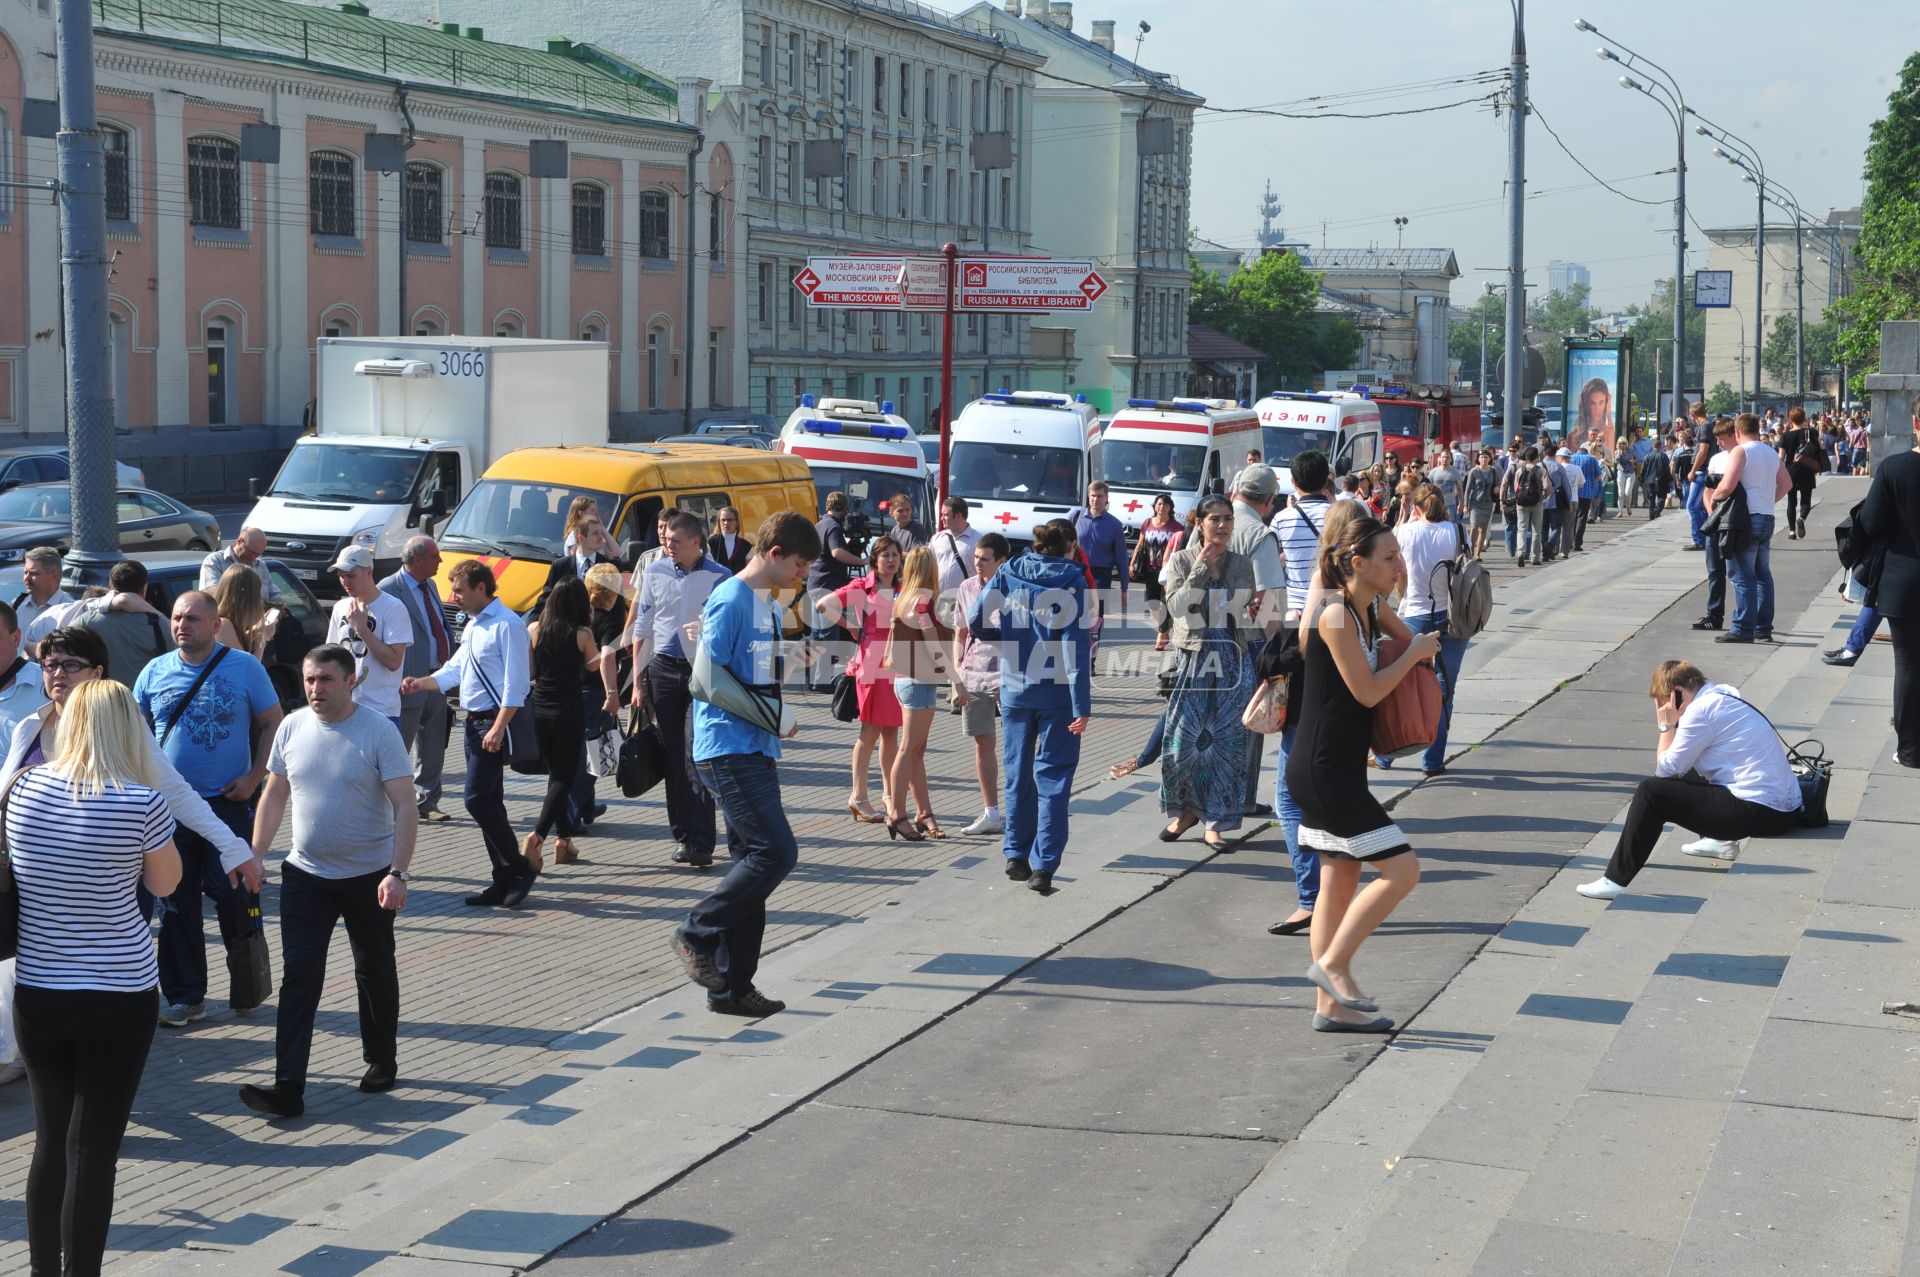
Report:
245,336,608,594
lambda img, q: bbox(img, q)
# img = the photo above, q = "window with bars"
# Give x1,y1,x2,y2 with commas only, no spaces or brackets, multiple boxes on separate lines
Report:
572,182,606,257
709,192,723,261
874,56,886,112
403,162,443,244
103,127,131,221
188,135,241,229
920,165,932,220
755,137,771,197
899,61,912,117
639,190,671,260
308,150,354,237
485,171,522,249
756,261,772,325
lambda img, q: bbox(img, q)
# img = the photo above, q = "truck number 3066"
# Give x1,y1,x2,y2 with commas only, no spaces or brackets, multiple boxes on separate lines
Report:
436,351,488,378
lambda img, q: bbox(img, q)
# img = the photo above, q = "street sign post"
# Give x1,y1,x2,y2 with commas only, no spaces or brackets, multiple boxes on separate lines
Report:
792,258,910,307
957,258,1107,311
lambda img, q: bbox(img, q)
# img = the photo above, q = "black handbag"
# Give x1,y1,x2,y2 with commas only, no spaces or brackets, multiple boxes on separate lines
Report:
1723,693,1833,829
225,892,273,1013
617,705,669,798
472,661,544,775
829,672,861,723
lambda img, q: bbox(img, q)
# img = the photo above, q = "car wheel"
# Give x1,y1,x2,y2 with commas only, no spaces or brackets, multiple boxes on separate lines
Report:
185,540,210,552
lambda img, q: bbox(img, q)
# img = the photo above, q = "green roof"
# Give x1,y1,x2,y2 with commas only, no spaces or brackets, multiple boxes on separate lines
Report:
93,0,678,122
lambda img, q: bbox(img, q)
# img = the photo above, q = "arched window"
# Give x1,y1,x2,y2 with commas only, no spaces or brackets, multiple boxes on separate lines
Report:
188,135,241,229
580,321,604,344
322,310,354,338
495,317,520,338
646,327,664,408
404,162,443,244
639,190,671,260
571,182,606,257
102,126,131,221
708,191,723,263
414,315,442,337
308,150,355,237
485,170,522,249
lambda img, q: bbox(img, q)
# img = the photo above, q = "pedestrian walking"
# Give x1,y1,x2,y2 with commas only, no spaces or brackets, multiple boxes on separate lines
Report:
198,526,270,592
238,644,416,1118
13,546,73,655
1158,496,1255,851
1391,484,1468,777
399,559,534,908
537,497,622,615
1463,451,1496,559
326,546,413,733
1855,411,1920,766
1073,481,1129,620
806,491,865,690
526,580,602,868
1230,466,1286,823
1291,514,1438,1032
831,537,903,824
1779,407,1823,540
1849,416,1872,475
952,533,1011,836
1686,417,1719,550
574,562,629,830
930,496,981,595
379,536,453,822
707,506,754,575
1577,660,1803,897
965,518,1091,893
4,679,181,1275
1504,447,1547,566
1710,413,1790,645
881,546,952,841
669,512,820,1017
1641,439,1673,520
1131,494,1185,650
132,591,283,1027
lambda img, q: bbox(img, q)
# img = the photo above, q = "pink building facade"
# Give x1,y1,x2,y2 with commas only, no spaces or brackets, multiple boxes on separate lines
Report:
0,0,738,495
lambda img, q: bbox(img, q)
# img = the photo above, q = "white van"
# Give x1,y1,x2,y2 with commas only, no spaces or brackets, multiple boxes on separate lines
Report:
1101,397,1260,533
1257,391,1384,493
945,391,1102,549
775,396,931,524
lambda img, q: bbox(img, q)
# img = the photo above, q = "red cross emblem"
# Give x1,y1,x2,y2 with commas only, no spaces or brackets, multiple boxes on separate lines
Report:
994,510,1018,525
1123,498,1143,513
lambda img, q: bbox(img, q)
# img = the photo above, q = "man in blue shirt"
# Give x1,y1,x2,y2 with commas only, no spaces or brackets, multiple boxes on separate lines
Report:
1570,443,1603,550
1072,481,1129,618
133,590,283,1026
669,512,820,1018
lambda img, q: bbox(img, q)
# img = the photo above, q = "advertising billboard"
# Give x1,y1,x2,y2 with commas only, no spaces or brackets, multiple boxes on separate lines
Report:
1562,340,1631,454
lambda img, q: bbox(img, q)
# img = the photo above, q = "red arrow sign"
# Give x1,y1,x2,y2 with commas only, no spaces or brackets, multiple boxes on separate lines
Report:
1080,272,1108,302
793,267,821,297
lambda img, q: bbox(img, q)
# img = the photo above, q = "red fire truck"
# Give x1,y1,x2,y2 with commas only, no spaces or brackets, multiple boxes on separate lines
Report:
1355,383,1483,466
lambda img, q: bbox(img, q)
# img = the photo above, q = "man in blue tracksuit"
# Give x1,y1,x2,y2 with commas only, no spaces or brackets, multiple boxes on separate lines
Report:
966,519,1092,895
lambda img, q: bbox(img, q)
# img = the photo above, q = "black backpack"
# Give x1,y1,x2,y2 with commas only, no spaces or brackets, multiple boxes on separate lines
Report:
1513,464,1544,508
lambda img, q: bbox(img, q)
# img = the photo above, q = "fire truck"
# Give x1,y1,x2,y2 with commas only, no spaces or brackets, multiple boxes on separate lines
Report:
1355,383,1483,466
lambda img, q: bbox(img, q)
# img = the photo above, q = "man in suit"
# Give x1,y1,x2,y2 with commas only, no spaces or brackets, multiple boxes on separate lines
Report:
708,506,752,575
381,535,454,821
1859,412,1920,767
533,502,624,618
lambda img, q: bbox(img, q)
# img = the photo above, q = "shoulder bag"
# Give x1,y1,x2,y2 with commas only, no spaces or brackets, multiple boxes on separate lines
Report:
689,621,789,739
152,646,230,747
1369,635,1442,761
616,702,669,798
829,672,861,723
1241,675,1288,735
1719,692,1832,829
471,656,544,775
0,765,40,961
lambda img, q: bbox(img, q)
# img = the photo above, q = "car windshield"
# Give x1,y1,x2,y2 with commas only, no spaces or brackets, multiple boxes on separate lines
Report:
948,442,1082,506
0,486,70,522
266,443,426,503
1262,426,1340,466
806,467,931,521
1378,404,1425,439
439,479,618,561
919,437,941,464
1101,440,1206,492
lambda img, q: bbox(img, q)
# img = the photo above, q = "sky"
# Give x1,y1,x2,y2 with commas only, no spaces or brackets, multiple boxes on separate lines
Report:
956,0,1913,313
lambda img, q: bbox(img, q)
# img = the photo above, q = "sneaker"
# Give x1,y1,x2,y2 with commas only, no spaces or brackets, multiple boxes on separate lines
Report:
1004,858,1032,882
964,810,1005,836
1576,877,1626,900
1681,837,1741,861
708,988,787,1017
159,1001,205,1028
1691,618,1722,631
670,924,727,992
238,1082,305,1118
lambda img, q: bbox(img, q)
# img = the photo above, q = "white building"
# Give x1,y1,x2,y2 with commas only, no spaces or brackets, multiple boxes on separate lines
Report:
365,0,1049,427
958,1,1202,412
1294,247,1458,386
1547,259,1590,298
1701,210,1859,399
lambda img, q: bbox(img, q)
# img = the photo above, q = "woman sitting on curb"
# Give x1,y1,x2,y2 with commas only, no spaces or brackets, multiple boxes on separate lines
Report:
1577,659,1802,899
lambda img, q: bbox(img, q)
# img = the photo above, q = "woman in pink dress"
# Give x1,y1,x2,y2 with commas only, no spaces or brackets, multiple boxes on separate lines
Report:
832,538,904,822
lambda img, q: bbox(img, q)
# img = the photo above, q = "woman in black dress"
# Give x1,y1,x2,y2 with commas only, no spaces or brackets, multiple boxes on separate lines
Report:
1288,512,1440,1032
524,579,602,868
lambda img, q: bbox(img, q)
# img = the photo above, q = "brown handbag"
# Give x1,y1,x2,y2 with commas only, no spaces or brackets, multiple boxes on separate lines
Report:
1369,637,1442,761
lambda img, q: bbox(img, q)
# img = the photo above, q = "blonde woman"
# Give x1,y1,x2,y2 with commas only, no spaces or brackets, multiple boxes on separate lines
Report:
6,679,181,1275
215,563,279,660
881,546,952,840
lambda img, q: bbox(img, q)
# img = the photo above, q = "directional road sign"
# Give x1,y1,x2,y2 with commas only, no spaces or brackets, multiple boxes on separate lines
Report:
793,255,1109,312
794,257,909,307
957,258,1107,311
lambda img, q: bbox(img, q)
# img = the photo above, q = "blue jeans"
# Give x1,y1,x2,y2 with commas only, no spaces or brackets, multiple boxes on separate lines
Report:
1686,477,1708,546
1274,721,1317,912
1728,514,1776,637
1503,507,1517,557
1002,704,1080,873
1847,606,1884,653
1406,611,1466,773
688,753,799,999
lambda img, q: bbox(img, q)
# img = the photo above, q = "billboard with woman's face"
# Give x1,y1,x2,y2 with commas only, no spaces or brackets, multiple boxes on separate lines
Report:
1562,341,1630,454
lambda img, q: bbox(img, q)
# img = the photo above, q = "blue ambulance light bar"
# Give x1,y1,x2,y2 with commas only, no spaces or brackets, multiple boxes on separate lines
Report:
799,393,817,408
1125,397,1216,412
981,392,1072,408
1270,390,1339,403
881,400,895,414
799,418,911,440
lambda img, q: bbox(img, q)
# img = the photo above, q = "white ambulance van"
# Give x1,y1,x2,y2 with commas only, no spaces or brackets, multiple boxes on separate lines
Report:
1256,391,1384,495
775,396,931,524
1100,397,1261,534
944,391,1102,551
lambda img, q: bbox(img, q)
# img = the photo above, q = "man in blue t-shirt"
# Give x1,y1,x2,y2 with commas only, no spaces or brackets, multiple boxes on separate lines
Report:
133,590,283,1025
669,512,820,1019
1569,444,1603,550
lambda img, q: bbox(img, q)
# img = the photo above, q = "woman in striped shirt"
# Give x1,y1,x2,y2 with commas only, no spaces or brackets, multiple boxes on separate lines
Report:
5,678,180,1276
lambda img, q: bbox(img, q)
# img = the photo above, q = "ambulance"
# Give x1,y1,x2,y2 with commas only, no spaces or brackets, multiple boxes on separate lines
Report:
944,391,1102,551
1257,391,1385,493
774,396,931,525
1100,397,1261,533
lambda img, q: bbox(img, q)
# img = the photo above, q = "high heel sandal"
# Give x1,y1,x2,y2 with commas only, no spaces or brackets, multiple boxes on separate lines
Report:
553,837,578,865
915,814,947,840
887,817,926,842
847,799,882,824
521,832,544,873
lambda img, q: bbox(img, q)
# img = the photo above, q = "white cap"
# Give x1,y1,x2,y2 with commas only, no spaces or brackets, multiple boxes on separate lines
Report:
330,544,376,574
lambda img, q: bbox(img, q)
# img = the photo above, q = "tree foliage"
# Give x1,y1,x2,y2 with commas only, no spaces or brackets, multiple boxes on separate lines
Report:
1834,51,1920,387
1619,288,1707,408
1705,380,1738,415
1762,311,1844,385
1189,252,1362,389
1448,291,1507,398
1528,284,1599,389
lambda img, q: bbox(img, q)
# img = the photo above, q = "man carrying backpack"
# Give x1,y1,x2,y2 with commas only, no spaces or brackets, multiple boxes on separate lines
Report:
1503,446,1548,566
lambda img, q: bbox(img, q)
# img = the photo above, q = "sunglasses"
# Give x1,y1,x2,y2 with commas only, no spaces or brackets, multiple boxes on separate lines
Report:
41,658,98,675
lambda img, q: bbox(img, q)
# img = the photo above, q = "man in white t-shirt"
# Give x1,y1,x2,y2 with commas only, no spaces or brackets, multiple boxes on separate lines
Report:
1707,413,1791,644
326,545,413,730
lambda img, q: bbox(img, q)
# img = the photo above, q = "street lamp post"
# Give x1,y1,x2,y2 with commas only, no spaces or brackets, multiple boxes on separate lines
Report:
1579,19,1685,428
1691,110,1768,406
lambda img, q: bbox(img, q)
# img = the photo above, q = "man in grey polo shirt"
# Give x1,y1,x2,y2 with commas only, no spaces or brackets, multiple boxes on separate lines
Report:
1230,463,1287,822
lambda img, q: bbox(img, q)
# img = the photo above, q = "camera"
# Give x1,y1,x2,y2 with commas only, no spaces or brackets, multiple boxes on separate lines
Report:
843,509,876,559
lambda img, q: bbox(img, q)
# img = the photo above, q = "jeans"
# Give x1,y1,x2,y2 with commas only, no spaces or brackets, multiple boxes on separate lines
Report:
274,863,397,1095
1846,606,1883,654
1133,710,1167,769
1002,704,1081,873
1405,611,1466,774
650,656,715,857
1542,506,1561,560
14,984,156,1277
463,712,524,888
1606,775,1800,885
1503,506,1518,558
399,691,450,812
688,753,799,999
155,796,254,1008
1686,477,1709,547
1703,534,1728,625
1273,721,1317,912
1727,514,1777,637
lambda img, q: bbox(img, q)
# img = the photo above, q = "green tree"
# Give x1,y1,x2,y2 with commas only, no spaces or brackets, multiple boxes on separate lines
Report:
1528,284,1599,388
1705,380,1737,415
1448,291,1507,397
1762,311,1844,386
1189,252,1361,388
1834,51,1920,388
1621,286,1708,409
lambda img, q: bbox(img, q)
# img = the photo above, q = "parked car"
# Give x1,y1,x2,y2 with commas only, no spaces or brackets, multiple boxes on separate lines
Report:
694,414,778,435
0,483,223,563
655,433,773,450
0,446,145,492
